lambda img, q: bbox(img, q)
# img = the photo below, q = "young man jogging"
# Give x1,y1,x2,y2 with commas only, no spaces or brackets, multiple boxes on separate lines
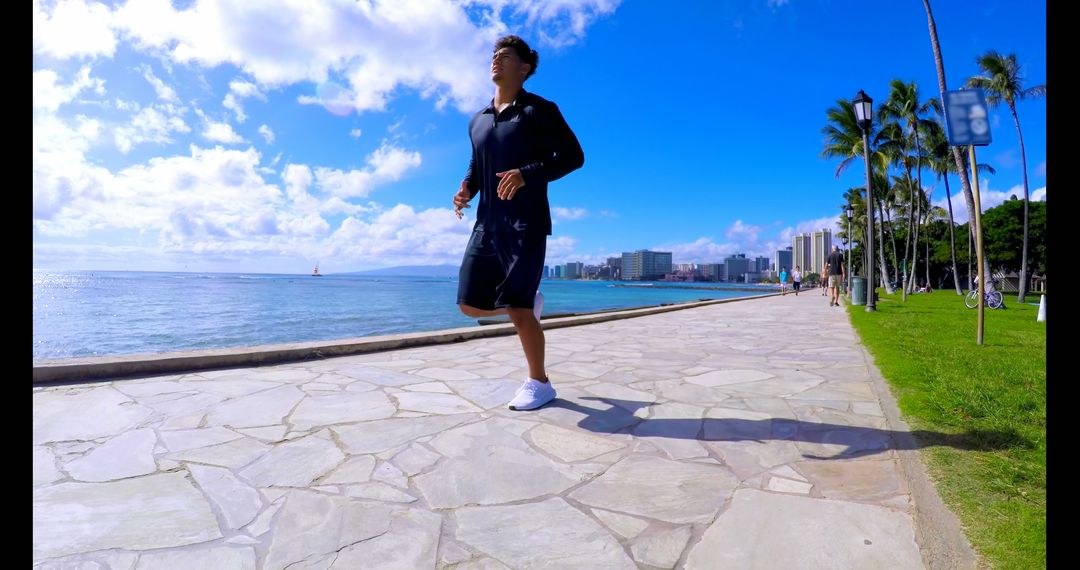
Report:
453,35,584,411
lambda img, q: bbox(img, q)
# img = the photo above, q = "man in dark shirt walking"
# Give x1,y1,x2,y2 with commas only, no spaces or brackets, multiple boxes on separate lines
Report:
453,35,584,411
826,245,846,307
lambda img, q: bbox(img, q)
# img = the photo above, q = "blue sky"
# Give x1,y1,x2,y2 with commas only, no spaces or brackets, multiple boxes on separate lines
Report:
33,0,1047,274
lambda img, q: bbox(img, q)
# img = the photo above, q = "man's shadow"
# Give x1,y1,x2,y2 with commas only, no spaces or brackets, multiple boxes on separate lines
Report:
546,397,1028,460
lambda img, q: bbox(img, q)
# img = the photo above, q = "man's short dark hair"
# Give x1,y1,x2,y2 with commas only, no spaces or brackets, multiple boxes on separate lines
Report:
495,35,538,79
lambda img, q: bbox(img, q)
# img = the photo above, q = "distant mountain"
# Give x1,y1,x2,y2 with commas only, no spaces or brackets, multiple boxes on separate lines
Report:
344,264,459,277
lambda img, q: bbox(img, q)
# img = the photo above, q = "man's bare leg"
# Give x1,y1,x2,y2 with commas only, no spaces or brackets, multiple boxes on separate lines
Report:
459,304,507,318
507,308,546,380
459,304,546,381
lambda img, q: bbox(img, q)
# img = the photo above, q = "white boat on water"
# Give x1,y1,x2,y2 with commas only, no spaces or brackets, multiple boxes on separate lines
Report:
312,262,322,277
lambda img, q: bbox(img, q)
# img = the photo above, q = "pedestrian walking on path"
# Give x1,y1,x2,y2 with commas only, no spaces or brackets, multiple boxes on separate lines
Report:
792,266,802,296
453,35,584,411
826,245,845,307
779,267,788,296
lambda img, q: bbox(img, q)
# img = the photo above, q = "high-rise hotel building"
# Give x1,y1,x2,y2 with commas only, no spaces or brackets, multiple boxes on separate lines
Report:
621,250,673,280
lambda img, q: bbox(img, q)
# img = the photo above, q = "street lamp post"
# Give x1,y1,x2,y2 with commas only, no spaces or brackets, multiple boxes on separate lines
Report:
853,89,876,312
845,204,854,298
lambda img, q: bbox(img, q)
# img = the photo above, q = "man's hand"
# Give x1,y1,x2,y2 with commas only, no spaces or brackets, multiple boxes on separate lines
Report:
495,169,525,200
453,181,472,219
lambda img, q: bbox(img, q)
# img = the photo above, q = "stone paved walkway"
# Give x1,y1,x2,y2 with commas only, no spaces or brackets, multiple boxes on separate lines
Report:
33,294,968,569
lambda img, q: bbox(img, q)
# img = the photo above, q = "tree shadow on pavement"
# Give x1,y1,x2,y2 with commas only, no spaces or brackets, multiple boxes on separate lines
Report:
546,396,1030,460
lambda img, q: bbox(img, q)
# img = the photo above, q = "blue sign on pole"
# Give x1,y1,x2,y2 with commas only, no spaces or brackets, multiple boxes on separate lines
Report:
944,89,993,146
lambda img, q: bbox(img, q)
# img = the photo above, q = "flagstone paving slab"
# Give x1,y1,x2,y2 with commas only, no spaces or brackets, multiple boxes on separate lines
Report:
455,498,636,569
685,489,923,569
65,429,157,482
33,472,221,560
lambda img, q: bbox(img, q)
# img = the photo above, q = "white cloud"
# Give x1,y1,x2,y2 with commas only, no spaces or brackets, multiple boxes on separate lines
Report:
33,0,117,59
280,163,376,217
662,237,737,264
36,0,617,114
552,206,587,221
33,66,106,112
34,113,106,221
1035,161,1046,177
202,120,244,144
258,124,275,144
222,79,265,123
349,128,363,139
599,209,618,218
1032,186,1046,201
325,204,473,265
767,0,791,9
114,98,140,112
724,219,762,242
140,65,179,102
229,79,262,98
222,93,246,123
114,105,191,154
544,235,579,264
368,144,422,179
497,0,621,48
788,216,843,236
309,143,421,199
36,112,451,270
35,144,286,240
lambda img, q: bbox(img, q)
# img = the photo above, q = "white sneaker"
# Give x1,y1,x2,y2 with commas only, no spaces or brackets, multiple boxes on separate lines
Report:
508,378,556,411
533,290,544,322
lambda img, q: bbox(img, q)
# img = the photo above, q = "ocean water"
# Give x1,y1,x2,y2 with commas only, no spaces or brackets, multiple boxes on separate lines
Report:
33,270,774,360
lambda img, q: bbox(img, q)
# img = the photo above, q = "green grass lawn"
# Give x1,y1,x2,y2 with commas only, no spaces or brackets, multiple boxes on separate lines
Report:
848,290,1045,569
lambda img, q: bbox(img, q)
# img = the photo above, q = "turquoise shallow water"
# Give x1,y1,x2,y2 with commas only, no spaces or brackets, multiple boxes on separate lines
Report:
33,270,774,360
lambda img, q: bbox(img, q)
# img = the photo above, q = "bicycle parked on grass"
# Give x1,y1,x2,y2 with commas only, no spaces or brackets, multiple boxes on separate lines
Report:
964,276,1006,310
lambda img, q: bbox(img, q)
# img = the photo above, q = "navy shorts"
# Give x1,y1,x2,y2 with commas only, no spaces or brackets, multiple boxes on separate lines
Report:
457,229,546,310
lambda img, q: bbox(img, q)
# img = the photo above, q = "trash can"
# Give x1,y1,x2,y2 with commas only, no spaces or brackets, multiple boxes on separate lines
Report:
852,276,867,306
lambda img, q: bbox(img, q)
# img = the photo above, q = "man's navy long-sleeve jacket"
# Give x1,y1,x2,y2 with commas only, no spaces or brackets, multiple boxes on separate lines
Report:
463,89,584,236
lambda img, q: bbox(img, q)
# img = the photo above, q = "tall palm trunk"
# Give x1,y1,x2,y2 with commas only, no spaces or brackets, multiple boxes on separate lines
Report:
912,130,926,293
884,205,900,280
909,181,922,294
924,203,932,287
1009,103,1031,302
922,0,986,288
877,197,894,293
944,172,962,294
902,170,915,295
889,210,899,284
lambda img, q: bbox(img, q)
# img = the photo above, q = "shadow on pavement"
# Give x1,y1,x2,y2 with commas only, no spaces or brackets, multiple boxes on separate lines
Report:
546,396,1029,460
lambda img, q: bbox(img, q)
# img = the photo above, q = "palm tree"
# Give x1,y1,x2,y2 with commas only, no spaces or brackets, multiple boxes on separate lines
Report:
966,51,1046,302
822,100,895,293
922,120,963,293
871,170,894,292
920,0,988,285
874,120,906,284
922,119,998,293
924,205,949,287
876,118,918,299
841,187,867,275
880,80,938,294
